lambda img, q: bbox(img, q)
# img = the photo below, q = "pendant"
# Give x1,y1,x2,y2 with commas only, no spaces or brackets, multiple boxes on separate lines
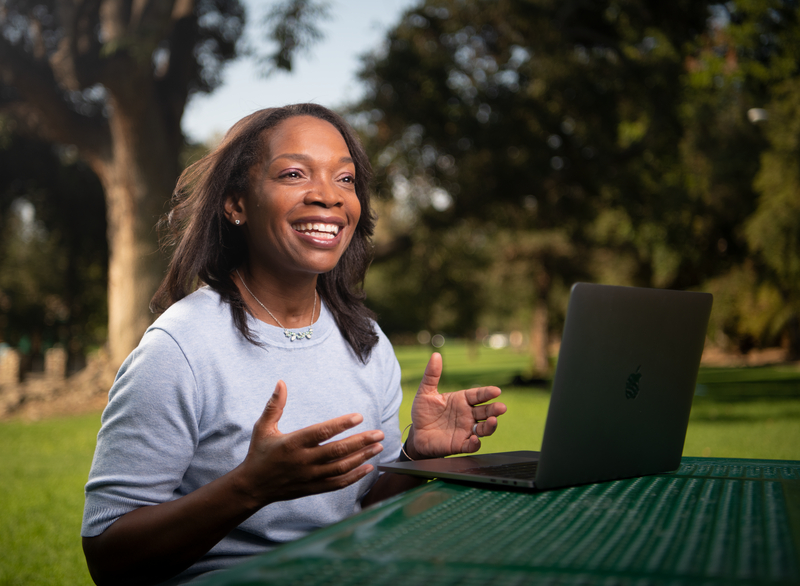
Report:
285,327,313,341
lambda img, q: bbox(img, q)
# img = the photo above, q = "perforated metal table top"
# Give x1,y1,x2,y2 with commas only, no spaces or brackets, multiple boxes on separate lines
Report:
200,457,800,585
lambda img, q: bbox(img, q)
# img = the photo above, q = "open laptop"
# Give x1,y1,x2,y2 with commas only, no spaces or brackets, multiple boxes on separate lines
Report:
379,283,713,490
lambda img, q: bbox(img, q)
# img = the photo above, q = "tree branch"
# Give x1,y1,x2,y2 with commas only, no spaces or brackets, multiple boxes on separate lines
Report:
51,0,105,90
0,35,109,156
156,4,199,138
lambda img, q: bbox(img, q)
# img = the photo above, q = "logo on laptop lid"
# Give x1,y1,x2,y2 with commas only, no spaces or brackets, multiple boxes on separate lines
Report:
625,365,642,399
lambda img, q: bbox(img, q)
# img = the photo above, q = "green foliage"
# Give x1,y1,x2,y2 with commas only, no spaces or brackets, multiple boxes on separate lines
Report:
261,0,331,73
693,1,800,355
354,0,715,342
366,218,494,336
353,0,800,359
0,128,108,359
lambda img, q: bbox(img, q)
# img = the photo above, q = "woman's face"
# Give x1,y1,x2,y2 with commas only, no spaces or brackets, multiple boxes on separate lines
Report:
232,115,362,281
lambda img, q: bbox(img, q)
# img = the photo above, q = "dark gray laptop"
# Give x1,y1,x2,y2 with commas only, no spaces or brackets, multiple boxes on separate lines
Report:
379,283,713,490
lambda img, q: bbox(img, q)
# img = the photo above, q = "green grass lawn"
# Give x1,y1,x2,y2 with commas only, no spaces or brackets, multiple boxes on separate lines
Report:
1,342,798,585
0,413,99,586
395,343,800,461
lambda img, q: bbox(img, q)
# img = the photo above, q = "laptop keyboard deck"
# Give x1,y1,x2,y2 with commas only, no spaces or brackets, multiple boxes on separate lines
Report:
455,461,539,480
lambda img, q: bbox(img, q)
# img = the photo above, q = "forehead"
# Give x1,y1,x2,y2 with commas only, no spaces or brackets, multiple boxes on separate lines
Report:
262,115,352,161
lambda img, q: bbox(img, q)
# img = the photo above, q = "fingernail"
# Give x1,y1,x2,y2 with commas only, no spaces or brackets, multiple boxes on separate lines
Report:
370,431,384,442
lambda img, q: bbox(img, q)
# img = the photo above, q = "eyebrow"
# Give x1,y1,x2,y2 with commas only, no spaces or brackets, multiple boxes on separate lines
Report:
269,153,354,166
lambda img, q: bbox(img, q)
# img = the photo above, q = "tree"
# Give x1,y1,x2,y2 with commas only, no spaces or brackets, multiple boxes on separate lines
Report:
0,0,327,366
733,0,800,357
354,0,712,372
686,0,800,357
0,126,107,364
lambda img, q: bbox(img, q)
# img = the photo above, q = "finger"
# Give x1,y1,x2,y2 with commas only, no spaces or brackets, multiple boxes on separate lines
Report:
464,385,502,405
460,434,481,454
417,352,443,396
475,416,499,438
312,429,384,464
302,463,376,495
299,441,383,494
472,402,507,421
315,441,384,476
254,380,287,438
294,413,365,448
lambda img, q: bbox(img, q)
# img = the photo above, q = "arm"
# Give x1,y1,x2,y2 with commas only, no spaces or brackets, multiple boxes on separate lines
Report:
362,352,507,507
83,380,384,586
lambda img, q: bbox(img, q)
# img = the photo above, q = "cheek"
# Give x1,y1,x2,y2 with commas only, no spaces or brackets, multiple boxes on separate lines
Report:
349,193,363,222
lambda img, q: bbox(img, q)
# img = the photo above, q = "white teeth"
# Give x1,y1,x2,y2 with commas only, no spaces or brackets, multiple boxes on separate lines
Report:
293,223,340,236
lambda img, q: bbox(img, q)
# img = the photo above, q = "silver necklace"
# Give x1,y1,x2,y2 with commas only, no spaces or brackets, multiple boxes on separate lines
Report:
236,269,316,341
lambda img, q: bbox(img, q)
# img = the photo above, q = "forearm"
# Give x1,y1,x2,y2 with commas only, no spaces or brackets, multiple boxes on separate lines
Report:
361,438,427,507
83,465,261,586
83,410,381,586
361,470,428,508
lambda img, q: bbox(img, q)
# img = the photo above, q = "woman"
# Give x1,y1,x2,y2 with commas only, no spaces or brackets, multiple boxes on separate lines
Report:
81,103,506,586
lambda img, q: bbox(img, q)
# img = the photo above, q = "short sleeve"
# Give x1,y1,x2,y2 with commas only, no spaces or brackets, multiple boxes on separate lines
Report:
375,330,404,467
81,328,200,537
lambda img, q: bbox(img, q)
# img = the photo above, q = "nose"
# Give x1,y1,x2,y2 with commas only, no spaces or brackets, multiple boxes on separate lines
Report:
304,176,344,208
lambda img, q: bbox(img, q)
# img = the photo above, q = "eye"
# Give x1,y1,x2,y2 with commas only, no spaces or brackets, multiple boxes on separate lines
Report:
279,170,303,179
339,173,355,184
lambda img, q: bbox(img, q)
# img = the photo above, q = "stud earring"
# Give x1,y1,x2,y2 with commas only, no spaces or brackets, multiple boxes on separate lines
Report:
235,219,241,225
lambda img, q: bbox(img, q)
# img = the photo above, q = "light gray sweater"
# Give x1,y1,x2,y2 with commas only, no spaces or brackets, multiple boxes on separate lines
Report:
82,287,403,582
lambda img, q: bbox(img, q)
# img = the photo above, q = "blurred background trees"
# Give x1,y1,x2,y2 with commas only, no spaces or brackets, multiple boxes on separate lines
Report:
0,127,107,371
0,0,326,367
352,0,800,370
0,0,798,376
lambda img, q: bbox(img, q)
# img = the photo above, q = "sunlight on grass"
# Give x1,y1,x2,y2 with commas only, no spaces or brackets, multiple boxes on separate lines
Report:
0,413,99,586
0,343,798,586
396,342,800,461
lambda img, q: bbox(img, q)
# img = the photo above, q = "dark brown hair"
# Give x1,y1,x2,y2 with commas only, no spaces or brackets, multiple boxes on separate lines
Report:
151,103,379,362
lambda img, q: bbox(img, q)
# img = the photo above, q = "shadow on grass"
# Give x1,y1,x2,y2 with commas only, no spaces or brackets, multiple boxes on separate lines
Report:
689,403,800,422
694,380,800,402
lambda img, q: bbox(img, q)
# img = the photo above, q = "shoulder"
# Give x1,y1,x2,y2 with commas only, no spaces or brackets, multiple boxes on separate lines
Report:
363,320,400,376
149,287,238,342
154,287,229,331
371,321,394,357
141,287,246,365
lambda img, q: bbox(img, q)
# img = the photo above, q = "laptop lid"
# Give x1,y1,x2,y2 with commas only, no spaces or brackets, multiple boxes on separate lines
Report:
533,283,712,488
379,283,713,490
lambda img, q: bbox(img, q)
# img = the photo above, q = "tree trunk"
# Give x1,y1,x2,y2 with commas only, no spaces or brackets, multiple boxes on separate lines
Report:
88,95,179,367
529,261,552,376
783,315,800,362
530,298,549,375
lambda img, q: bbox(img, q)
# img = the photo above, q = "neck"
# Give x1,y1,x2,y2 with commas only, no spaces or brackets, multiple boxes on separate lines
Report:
235,267,318,329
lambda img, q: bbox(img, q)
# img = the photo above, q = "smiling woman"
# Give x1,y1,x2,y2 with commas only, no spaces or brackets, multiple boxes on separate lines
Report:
224,116,363,329
152,105,378,361
79,104,507,586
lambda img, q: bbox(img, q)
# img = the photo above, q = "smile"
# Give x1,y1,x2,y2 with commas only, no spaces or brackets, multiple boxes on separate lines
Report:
292,222,341,241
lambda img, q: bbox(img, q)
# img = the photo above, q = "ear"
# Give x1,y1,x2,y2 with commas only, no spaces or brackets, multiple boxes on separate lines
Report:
224,193,247,226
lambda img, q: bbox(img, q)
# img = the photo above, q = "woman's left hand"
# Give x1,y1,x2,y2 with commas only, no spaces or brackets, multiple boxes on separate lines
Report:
407,352,507,459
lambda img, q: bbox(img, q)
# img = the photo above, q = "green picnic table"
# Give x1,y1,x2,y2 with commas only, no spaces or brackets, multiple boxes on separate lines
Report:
199,457,800,585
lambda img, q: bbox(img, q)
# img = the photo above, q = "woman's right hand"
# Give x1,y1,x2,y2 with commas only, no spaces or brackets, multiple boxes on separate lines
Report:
232,380,385,509
83,380,383,586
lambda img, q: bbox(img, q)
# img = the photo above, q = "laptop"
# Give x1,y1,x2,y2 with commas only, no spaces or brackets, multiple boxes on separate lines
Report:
379,283,713,490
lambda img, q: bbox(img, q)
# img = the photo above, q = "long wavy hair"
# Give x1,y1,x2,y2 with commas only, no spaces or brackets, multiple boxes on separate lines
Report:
151,104,379,362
